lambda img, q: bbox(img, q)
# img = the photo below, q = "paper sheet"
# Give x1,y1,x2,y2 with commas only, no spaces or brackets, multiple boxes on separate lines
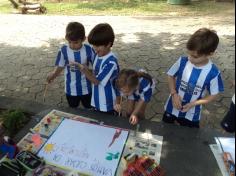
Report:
210,144,230,176
215,137,235,163
116,130,163,175
38,119,129,176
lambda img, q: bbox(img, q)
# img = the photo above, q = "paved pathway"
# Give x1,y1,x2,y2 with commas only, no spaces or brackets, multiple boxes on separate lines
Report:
0,14,235,130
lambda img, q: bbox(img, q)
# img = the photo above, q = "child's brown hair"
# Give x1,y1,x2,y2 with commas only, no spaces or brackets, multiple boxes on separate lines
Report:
65,22,85,41
88,23,115,47
187,28,219,55
116,69,153,90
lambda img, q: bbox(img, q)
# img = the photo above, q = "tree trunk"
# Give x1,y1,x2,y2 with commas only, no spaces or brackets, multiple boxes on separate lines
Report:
8,0,19,9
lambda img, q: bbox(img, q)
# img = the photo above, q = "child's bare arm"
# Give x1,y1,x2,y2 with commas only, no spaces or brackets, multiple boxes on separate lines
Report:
193,94,218,106
47,67,64,83
132,100,146,116
129,100,147,125
114,96,122,113
70,62,100,85
181,94,218,112
80,65,100,85
168,75,177,94
168,75,182,110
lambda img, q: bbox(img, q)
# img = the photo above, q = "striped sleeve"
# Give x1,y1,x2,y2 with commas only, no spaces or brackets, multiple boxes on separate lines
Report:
209,72,224,95
96,61,117,86
140,79,153,102
167,57,182,77
55,49,66,67
85,44,95,65
90,48,96,64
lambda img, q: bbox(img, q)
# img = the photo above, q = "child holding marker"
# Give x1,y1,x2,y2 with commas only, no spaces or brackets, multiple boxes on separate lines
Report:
70,23,120,114
47,22,94,109
115,69,155,125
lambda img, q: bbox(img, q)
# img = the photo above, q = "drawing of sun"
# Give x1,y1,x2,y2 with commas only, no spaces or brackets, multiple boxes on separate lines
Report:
44,143,55,153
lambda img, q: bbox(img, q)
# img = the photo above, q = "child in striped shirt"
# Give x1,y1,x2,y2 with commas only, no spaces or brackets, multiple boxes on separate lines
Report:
47,22,94,109
70,23,119,114
115,69,155,125
163,28,224,128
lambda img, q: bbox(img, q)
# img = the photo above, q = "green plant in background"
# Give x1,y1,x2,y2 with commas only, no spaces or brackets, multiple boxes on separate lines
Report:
2,109,29,137
0,0,234,16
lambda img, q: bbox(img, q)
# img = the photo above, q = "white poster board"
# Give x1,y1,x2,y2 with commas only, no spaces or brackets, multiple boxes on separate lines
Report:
38,119,129,176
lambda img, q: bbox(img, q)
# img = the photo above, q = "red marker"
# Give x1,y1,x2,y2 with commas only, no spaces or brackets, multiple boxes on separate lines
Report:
108,129,122,147
47,117,51,124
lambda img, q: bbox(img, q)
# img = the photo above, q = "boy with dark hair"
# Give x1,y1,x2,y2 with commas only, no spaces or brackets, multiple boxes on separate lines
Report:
70,23,119,114
163,28,224,128
47,22,94,109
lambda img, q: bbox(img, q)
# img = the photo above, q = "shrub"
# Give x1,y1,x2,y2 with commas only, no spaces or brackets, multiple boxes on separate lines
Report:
2,109,29,137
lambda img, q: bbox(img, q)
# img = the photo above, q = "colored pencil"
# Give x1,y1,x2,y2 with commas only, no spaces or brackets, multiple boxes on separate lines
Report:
119,96,123,117
43,83,48,102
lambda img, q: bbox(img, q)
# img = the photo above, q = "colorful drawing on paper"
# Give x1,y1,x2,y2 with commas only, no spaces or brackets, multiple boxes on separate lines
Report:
31,113,64,137
44,143,55,153
38,119,129,176
17,133,47,153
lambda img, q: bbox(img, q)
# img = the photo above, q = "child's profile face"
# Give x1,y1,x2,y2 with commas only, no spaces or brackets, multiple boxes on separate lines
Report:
187,50,210,66
93,44,111,57
67,39,83,50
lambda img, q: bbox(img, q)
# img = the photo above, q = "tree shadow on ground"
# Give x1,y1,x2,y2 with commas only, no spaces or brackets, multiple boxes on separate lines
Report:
0,31,234,130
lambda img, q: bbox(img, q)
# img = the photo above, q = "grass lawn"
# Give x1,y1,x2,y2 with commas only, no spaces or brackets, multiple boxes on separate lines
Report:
0,0,235,16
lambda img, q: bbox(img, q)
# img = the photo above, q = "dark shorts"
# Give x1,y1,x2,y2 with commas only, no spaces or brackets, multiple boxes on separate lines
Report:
162,111,200,128
221,102,235,133
66,94,92,109
92,108,118,116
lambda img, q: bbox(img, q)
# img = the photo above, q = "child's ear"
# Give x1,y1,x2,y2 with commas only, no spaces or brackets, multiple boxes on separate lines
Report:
83,36,86,42
209,52,215,56
106,42,112,48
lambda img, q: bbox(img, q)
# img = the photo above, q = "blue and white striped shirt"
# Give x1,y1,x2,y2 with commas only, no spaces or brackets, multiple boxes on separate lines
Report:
55,44,94,96
128,76,155,103
91,52,119,112
165,56,224,121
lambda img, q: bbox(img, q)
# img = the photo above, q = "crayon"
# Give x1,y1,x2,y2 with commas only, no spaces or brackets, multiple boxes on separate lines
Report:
47,117,51,124
119,96,123,117
44,123,49,129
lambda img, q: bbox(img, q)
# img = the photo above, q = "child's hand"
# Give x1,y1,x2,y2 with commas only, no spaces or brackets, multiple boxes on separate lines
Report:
129,114,138,125
69,61,79,66
230,80,235,88
172,93,182,110
69,61,84,70
181,102,195,112
114,104,121,113
46,73,55,84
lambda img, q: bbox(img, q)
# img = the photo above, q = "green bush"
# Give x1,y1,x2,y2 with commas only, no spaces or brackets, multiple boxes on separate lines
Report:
2,109,29,137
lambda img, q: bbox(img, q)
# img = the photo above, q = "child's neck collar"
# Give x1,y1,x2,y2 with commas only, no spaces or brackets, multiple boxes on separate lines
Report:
193,60,209,67
98,51,112,58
